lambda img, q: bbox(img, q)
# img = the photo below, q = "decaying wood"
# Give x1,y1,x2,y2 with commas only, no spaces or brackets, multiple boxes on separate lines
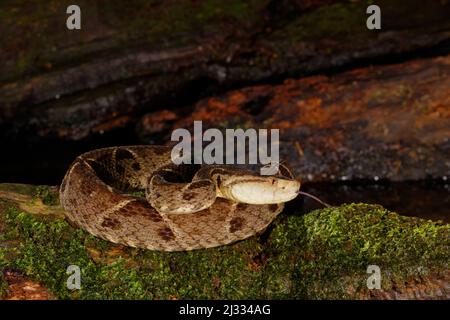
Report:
143,54,450,182
0,0,449,140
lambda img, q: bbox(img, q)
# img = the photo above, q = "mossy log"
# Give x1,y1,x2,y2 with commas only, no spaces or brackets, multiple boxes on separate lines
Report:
0,183,448,300
1,0,450,140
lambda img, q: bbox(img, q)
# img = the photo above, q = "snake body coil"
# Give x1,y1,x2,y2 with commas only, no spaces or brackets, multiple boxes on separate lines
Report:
60,145,300,251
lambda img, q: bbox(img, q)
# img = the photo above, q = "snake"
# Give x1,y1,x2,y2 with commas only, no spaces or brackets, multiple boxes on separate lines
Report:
59,145,300,251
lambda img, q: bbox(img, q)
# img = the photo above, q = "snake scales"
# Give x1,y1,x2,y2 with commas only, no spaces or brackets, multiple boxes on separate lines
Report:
60,145,300,251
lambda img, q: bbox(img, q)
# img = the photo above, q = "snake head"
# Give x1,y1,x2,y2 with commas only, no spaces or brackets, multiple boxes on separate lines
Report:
219,175,301,204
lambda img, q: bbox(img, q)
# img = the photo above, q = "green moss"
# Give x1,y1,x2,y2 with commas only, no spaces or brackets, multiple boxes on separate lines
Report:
0,200,448,299
0,250,8,297
128,190,146,198
0,205,265,299
34,185,59,206
275,204,449,299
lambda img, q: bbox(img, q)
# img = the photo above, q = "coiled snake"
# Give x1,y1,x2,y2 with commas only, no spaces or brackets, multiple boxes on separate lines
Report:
60,145,300,251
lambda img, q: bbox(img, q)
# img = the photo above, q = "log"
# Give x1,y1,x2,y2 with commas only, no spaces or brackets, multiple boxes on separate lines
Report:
142,54,450,182
1,0,450,140
0,183,448,299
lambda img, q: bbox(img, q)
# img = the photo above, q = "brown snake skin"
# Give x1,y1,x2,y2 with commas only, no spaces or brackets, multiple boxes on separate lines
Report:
59,145,285,251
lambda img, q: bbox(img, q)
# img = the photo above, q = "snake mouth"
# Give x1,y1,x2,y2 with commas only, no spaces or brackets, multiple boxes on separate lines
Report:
223,177,301,204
